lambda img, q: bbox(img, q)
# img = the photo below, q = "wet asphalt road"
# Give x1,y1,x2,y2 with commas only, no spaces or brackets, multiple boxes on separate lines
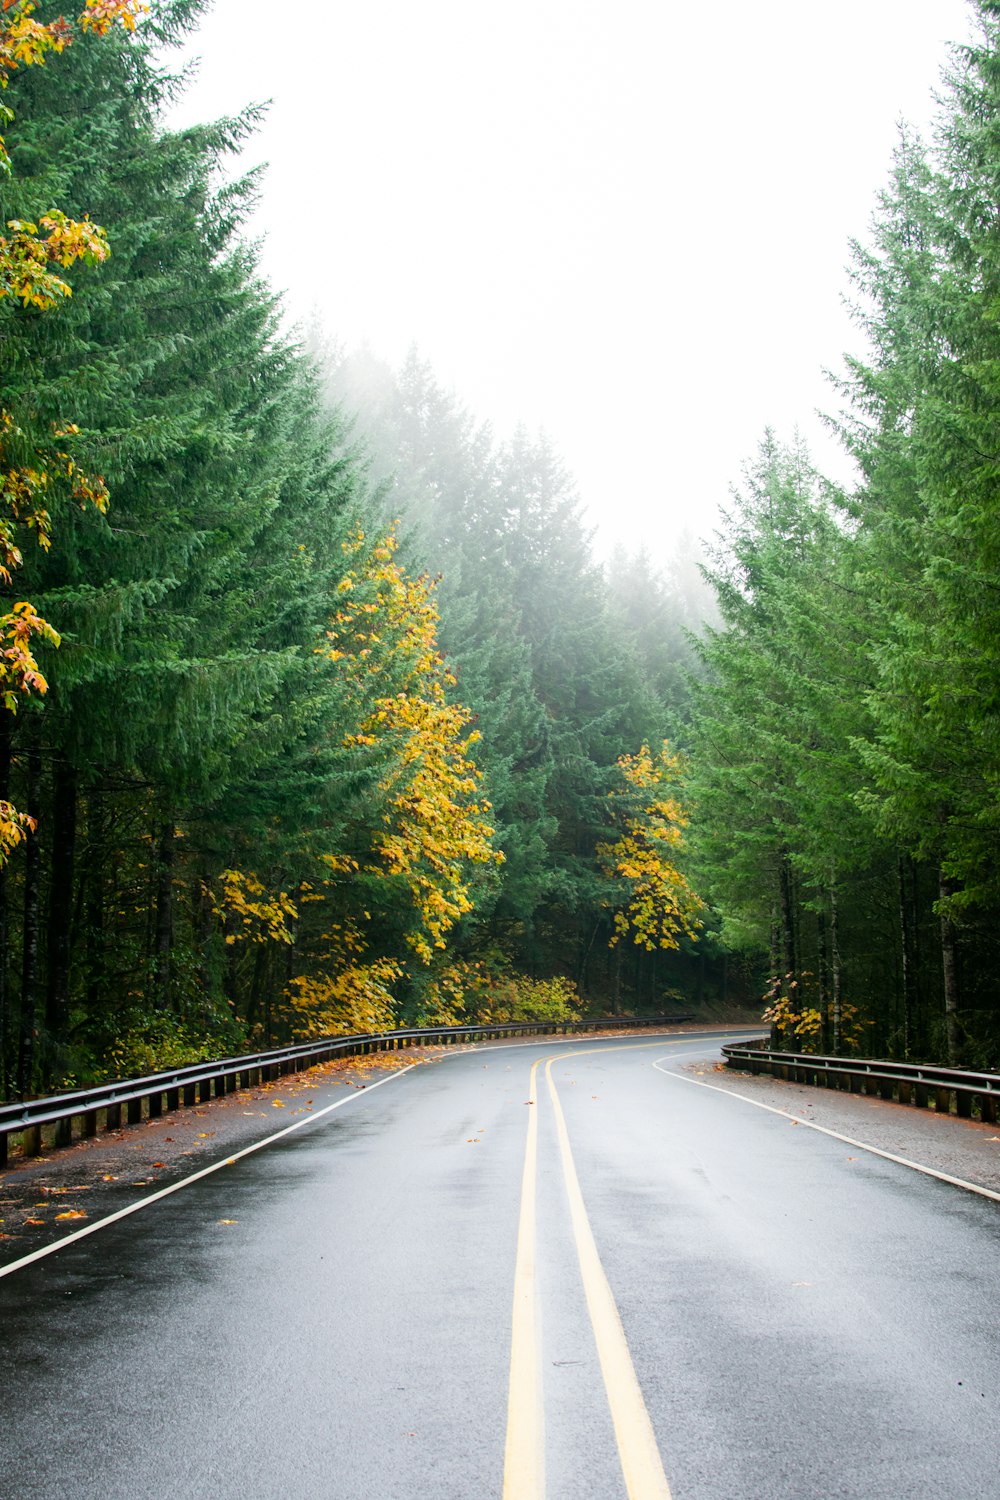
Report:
1,1031,999,1500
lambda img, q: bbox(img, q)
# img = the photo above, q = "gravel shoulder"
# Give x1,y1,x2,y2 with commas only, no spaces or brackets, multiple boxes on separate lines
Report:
683,1056,1000,1198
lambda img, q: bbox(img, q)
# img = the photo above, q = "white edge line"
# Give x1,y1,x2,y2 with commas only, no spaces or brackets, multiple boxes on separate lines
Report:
652,1057,1000,1205
0,1064,416,1281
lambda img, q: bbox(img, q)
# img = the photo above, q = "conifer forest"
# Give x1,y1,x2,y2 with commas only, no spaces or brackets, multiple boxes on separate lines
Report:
2,0,1000,1098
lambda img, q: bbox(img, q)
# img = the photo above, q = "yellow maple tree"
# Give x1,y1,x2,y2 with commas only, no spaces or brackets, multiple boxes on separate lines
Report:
279,530,502,1037
323,528,501,961
597,741,704,952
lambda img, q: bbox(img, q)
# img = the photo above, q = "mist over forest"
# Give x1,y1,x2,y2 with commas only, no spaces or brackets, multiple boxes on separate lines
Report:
1,0,999,1100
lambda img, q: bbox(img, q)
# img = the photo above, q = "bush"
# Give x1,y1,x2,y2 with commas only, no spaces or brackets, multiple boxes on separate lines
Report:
480,973,583,1025
100,1016,231,1080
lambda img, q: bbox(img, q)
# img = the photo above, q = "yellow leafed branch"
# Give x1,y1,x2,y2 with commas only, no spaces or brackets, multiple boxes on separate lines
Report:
597,741,704,952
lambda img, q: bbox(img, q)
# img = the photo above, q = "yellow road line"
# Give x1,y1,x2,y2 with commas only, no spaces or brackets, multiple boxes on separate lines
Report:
545,1054,673,1500
503,1058,545,1499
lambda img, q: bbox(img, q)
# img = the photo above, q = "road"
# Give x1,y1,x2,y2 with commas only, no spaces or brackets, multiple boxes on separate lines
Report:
1,1030,999,1499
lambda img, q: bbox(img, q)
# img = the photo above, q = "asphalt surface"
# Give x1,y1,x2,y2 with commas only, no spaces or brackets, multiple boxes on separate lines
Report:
1,1030,999,1499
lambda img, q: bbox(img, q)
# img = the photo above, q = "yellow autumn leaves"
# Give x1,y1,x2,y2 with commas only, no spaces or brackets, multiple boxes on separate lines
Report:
214,529,502,1037
597,741,703,953
322,528,501,963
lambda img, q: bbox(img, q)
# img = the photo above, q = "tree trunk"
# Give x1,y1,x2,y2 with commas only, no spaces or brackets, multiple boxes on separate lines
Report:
768,911,780,1046
245,942,269,1034
17,736,42,1097
153,819,174,1011
909,857,925,1059
898,854,912,1059
830,880,842,1053
938,871,962,1067
779,854,797,1011
576,918,601,997
85,789,106,1020
0,711,10,1095
44,758,77,1080
816,909,829,1051
194,873,213,1008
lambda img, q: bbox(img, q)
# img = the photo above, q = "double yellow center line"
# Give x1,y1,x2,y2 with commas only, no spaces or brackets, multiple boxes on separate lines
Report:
503,1048,673,1499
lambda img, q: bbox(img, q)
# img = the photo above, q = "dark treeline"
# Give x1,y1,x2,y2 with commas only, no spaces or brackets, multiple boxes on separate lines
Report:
0,1,710,1097
687,3,1000,1067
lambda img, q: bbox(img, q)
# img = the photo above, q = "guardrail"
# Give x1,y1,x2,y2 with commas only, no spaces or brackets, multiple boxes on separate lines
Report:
722,1039,1000,1123
0,1014,693,1166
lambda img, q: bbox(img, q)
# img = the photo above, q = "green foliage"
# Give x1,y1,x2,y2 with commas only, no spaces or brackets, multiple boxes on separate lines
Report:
101,1014,229,1081
479,972,584,1026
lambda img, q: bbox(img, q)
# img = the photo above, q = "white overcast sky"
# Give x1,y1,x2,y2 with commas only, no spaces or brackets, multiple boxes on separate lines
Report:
169,0,974,560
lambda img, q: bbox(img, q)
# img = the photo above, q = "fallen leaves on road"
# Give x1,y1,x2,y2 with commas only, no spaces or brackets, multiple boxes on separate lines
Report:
218,1219,237,1226
54,1209,87,1221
